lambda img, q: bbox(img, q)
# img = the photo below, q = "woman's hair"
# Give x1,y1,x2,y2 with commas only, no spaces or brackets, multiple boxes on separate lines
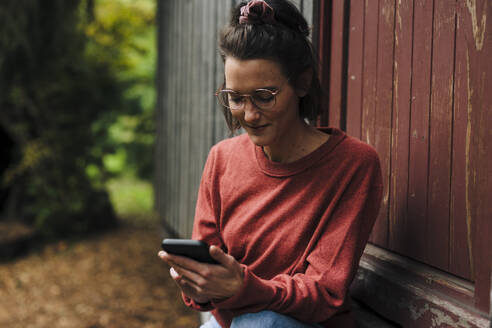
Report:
218,0,323,132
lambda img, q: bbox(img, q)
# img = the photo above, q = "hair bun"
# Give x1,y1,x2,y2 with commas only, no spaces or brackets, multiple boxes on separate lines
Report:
239,0,276,25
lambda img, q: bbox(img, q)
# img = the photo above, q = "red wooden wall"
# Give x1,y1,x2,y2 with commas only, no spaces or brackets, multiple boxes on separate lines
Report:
318,0,491,317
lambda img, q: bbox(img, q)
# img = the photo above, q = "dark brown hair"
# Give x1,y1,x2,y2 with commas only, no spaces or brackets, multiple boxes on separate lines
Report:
218,0,322,132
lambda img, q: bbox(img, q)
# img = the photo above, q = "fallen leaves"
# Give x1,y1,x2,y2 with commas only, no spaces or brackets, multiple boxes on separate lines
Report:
0,221,200,328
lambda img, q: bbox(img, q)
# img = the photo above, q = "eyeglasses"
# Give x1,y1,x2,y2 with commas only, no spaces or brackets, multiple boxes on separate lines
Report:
215,80,288,111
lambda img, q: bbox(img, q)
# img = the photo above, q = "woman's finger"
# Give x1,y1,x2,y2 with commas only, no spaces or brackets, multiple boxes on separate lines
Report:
171,262,209,289
209,245,236,268
159,250,213,275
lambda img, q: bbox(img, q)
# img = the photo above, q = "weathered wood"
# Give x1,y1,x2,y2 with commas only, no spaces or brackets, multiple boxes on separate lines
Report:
346,0,364,139
328,0,345,129
371,0,395,249
406,0,433,263
388,0,412,256
317,0,331,127
456,0,492,313
214,1,231,143
314,0,491,321
426,0,455,272
361,0,380,245
189,0,201,236
351,298,398,328
154,0,166,220
181,0,193,236
351,244,490,328
451,0,473,281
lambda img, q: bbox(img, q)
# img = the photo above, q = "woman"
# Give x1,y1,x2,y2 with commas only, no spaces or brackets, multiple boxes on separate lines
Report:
158,1,383,327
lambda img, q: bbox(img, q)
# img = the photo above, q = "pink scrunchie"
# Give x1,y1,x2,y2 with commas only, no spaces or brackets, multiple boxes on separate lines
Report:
239,0,276,25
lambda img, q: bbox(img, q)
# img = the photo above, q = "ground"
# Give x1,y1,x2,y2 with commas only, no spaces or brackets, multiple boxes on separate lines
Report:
0,218,201,328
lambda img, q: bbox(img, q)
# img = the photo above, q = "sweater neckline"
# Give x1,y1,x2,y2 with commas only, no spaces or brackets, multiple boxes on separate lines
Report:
253,127,345,177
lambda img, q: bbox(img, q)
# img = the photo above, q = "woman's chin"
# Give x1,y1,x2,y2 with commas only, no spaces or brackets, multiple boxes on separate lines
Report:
247,134,270,147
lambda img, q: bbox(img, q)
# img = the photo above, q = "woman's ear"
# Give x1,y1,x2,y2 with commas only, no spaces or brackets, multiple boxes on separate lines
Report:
294,68,313,97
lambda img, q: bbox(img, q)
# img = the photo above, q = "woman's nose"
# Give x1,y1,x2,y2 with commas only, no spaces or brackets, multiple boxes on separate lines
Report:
243,98,261,122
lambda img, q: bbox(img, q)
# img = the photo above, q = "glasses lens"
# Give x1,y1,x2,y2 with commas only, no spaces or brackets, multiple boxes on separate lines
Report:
252,90,275,110
226,92,244,110
216,91,243,110
216,89,277,111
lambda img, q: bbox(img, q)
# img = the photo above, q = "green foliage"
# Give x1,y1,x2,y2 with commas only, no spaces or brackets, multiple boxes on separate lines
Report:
84,0,156,181
106,176,154,217
0,0,122,238
0,0,157,237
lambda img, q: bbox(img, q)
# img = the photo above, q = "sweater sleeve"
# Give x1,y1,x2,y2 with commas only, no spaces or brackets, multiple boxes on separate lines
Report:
211,148,383,323
182,146,225,311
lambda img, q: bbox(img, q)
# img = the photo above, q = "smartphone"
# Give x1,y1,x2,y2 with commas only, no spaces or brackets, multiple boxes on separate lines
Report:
161,239,219,264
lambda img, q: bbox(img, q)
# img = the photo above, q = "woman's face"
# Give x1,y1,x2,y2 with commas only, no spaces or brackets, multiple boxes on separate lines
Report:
224,57,304,149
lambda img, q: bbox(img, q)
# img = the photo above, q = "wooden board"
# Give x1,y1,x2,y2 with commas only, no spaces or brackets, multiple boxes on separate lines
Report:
388,0,412,256
426,0,455,272
361,0,381,245
450,0,473,282
327,0,345,129
406,0,433,263
346,0,364,139
456,0,492,313
371,0,395,249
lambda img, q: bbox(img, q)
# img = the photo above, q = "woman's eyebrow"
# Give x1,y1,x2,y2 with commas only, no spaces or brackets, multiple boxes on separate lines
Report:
223,85,279,93
257,86,278,91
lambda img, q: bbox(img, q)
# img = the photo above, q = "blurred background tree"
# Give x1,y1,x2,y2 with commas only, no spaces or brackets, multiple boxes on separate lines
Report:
83,0,156,217
0,0,156,239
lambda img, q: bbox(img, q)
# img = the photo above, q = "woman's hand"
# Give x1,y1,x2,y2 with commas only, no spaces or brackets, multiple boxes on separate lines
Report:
158,245,244,304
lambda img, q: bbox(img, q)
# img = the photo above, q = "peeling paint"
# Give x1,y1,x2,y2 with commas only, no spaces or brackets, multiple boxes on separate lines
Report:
449,75,455,106
397,5,402,31
465,0,487,51
409,302,429,320
382,5,393,27
398,295,488,327
430,307,472,328
358,257,489,327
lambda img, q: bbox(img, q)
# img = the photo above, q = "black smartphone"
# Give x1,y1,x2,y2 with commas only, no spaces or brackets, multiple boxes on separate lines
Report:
161,239,219,264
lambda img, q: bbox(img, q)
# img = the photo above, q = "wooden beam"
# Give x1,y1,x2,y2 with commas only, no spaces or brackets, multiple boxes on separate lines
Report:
351,244,490,328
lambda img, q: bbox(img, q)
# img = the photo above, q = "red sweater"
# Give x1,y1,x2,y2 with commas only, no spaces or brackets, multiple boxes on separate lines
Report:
183,128,383,327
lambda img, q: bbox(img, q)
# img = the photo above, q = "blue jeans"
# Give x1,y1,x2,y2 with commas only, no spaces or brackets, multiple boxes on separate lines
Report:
200,311,323,328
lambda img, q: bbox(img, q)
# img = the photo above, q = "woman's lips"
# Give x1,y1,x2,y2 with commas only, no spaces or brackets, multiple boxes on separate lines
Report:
247,124,269,130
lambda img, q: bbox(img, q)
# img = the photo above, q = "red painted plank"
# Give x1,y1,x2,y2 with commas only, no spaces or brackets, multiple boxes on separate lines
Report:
371,0,395,249
406,0,433,263
388,0,413,256
328,0,345,129
456,0,492,313
450,0,473,281
361,0,381,245
346,0,364,139
317,0,330,127
426,0,456,273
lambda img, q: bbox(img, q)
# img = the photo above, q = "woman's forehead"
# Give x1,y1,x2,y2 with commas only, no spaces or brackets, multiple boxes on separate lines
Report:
224,57,285,89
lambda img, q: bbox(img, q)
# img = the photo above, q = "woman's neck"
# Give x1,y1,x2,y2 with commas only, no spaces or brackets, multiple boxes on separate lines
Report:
262,122,329,163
